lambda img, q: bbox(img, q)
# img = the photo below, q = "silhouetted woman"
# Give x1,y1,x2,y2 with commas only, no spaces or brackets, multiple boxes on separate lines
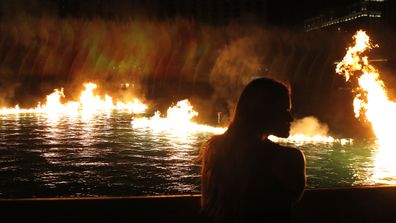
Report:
199,77,306,223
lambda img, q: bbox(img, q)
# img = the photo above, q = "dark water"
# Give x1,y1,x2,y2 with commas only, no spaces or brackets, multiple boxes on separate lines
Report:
0,112,393,198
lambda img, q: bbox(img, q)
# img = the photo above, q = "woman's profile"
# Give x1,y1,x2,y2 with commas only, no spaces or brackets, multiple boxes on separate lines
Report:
199,77,306,223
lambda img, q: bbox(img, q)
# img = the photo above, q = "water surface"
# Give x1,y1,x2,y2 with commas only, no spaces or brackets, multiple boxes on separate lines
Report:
0,112,392,198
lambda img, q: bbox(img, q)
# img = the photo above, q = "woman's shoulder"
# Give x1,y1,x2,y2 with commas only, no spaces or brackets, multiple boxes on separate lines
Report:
264,140,305,162
266,140,306,193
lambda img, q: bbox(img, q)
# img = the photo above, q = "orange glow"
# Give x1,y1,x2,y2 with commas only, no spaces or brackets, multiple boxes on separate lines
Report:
131,99,348,144
131,99,226,135
336,30,396,184
1,84,350,144
0,82,147,116
336,30,395,149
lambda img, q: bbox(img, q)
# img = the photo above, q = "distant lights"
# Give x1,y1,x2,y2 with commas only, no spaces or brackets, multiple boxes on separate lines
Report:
305,11,382,32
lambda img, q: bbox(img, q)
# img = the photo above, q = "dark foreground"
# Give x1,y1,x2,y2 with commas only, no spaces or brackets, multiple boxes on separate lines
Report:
1,186,396,223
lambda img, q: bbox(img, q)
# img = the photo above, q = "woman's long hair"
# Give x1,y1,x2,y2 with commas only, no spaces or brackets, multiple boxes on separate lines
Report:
199,77,290,221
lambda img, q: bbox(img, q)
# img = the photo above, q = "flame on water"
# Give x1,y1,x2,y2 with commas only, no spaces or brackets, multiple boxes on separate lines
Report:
336,30,396,184
131,99,226,135
269,134,352,145
336,30,396,150
0,82,147,116
270,116,352,145
132,99,349,144
1,83,349,144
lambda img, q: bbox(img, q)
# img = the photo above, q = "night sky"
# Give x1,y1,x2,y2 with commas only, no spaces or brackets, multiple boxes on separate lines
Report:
1,0,362,26
267,0,361,26
61,0,363,25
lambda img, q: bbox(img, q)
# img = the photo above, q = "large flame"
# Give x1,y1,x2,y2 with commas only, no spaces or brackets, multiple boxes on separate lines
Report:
336,30,396,149
0,82,147,116
336,30,396,184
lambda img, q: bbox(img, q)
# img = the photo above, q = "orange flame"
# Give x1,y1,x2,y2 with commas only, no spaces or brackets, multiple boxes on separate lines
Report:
0,82,147,116
131,99,226,135
336,30,395,149
1,83,349,144
336,30,396,184
132,99,349,144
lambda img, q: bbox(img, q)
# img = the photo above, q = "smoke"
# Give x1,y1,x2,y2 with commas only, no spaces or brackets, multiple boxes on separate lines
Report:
0,12,283,110
290,116,330,137
207,24,309,123
209,35,264,112
0,15,211,106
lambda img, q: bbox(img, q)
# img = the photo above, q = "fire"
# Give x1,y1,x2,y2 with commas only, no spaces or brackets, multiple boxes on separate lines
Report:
270,116,352,144
131,99,226,135
269,132,352,145
336,30,396,184
336,30,396,149
131,99,348,144
1,82,349,144
269,134,347,145
0,82,147,116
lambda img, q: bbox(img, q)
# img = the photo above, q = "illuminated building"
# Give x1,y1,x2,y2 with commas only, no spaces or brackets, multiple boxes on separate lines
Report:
303,0,395,32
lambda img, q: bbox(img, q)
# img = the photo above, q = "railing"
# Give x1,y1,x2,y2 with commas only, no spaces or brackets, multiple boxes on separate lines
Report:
2,186,396,223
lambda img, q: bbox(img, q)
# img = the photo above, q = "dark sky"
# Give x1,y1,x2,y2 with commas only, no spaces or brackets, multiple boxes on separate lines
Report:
0,0,362,26
59,0,362,25
267,0,361,26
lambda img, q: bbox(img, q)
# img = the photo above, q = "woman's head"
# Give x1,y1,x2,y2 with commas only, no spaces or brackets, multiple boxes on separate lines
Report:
230,77,293,138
